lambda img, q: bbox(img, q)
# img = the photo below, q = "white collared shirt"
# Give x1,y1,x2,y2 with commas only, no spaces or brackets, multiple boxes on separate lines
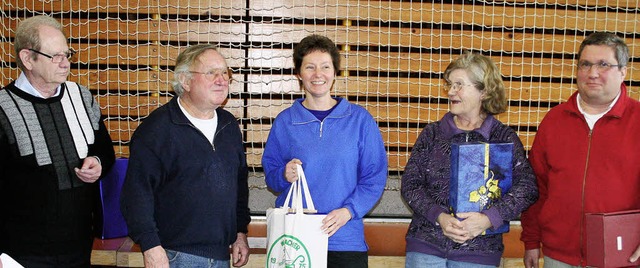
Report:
14,72,61,98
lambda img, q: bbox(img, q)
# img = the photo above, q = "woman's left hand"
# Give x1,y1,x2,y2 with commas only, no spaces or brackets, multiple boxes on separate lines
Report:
321,208,352,237
456,212,492,240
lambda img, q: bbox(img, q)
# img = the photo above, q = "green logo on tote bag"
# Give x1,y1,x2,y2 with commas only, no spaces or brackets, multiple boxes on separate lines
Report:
266,234,311,268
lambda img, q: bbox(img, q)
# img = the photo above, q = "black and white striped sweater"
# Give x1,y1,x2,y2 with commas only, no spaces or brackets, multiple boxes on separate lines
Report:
0,81,115,256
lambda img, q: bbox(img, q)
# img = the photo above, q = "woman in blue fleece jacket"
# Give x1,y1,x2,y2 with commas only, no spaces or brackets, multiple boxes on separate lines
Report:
262,34,388,268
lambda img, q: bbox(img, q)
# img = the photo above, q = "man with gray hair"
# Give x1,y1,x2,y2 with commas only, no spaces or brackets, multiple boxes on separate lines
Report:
121,44,250,267
0,15,115,267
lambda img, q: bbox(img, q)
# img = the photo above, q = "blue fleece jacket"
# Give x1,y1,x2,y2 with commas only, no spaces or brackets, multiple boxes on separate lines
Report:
262,98,388,252
120,97,250,260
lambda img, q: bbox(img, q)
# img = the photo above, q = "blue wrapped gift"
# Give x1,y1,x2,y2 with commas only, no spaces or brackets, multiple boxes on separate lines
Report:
449,142,513,235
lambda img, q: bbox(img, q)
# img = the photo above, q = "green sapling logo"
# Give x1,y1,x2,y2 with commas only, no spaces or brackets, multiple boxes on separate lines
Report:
266,234,312,268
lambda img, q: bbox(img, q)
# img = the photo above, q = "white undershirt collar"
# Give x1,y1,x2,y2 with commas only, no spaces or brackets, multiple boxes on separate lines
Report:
577,92,619,130
177,97,218,146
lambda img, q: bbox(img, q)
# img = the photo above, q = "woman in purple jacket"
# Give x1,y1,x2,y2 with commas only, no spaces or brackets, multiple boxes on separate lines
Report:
401,52,538,267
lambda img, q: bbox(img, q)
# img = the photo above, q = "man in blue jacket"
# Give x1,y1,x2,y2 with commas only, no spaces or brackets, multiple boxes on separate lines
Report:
121,44,250,268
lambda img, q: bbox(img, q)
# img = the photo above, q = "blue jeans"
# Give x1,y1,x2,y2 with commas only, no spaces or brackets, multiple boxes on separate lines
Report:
166,249,230,268
543,256,583,268
405,252,497,268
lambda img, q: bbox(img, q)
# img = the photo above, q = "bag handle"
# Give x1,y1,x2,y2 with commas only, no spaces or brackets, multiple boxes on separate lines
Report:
281,164,317,214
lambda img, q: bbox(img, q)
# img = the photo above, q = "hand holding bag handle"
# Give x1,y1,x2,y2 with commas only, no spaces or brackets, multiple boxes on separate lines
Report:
266,164,328,268
282,164,317,214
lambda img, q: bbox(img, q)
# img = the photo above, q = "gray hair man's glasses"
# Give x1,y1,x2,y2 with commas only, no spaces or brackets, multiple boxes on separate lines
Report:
28,48,76,63
186,68,232,81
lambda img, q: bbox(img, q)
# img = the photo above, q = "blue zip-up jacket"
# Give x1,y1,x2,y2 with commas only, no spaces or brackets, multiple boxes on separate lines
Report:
401,112,538,266
262,97,388,251
120,97,250,260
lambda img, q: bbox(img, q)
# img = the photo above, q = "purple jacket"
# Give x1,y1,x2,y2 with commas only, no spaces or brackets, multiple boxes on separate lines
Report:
401,112,538,266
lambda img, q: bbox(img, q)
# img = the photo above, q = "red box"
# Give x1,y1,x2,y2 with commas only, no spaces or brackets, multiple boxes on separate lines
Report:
586,209,640,268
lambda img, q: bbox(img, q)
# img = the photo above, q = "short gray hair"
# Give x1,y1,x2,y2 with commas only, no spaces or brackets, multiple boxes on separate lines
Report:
171,44,222,96
14,15,64,71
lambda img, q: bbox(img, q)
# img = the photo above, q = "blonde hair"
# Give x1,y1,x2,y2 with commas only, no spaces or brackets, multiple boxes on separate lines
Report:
443,52,507,115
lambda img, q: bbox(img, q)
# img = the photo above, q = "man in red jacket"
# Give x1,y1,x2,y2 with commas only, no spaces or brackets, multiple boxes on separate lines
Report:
521,32,640,267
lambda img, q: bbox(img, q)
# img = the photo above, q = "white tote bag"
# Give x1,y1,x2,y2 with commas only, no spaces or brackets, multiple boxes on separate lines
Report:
265,164,328,268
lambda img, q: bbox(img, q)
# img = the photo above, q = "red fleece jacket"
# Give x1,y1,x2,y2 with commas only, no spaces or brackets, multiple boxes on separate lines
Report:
521,84,640,266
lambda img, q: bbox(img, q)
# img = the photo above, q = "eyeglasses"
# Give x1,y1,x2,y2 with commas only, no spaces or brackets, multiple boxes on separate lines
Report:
28,48,76,63
187,68,232,81
443,81,474,92
577,61,622,72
